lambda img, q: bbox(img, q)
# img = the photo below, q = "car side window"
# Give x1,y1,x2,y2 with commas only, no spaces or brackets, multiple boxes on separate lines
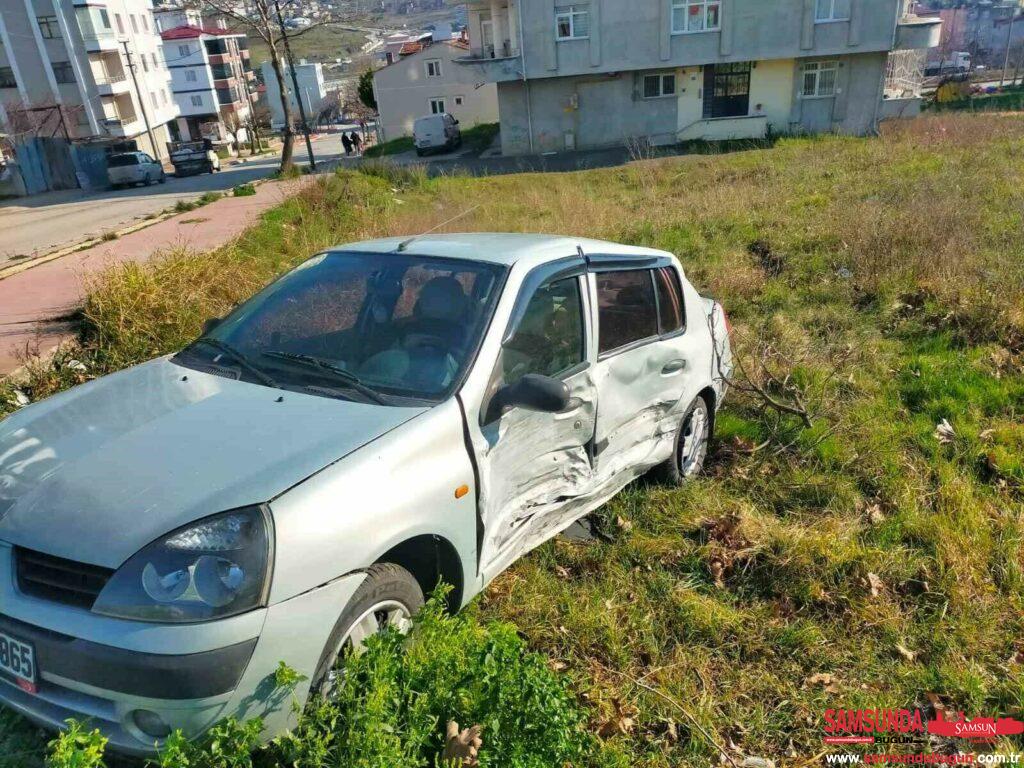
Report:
501,276,585,384
654,266,685,334
597,269,659,354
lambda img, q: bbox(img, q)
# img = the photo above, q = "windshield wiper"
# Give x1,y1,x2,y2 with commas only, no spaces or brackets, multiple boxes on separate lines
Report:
191,337,280,388
260,351,386,405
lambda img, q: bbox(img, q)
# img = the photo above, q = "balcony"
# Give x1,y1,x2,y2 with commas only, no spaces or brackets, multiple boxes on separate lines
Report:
101,114,139,135
456,45,522,82
82,29,118,51
95,72,129,95
894,15,942,50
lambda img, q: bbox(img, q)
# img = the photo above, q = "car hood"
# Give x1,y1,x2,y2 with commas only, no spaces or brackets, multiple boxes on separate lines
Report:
0,358,427,568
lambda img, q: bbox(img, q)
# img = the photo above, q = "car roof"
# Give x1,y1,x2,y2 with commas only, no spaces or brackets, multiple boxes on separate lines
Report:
330,233,674,268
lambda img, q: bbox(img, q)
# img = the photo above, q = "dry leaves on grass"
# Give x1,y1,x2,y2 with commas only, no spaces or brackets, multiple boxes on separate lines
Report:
597,698,639,738
442,721,483,767
804,672,841,694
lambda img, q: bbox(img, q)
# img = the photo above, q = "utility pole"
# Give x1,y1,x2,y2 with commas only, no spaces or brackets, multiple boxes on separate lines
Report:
121,40,159,159
1001,3,1020,87
272,0,316,170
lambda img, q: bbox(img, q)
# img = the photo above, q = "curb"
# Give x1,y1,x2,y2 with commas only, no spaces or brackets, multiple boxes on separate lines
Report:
0,160,285,282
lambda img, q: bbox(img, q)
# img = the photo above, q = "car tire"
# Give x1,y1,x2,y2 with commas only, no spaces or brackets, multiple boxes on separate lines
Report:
145,173,154,186
158,172,166,184
206,162,214,174
415,148,426,157
309,563,424,700
651,394,713,486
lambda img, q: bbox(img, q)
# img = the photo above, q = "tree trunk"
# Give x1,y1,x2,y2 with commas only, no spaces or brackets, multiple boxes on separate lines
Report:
268,46,295,172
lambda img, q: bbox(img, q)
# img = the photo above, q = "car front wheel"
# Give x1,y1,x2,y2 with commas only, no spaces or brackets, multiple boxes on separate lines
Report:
309,563,424,700
652,395,712,486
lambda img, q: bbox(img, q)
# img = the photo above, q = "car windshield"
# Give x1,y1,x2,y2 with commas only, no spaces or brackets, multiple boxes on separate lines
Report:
173,250,506,404
108,154,139,167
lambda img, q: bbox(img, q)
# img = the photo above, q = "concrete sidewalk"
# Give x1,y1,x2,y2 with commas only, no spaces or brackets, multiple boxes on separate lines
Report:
0,176,313,376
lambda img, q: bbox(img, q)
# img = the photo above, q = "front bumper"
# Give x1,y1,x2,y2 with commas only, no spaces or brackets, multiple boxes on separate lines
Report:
0,543,365,755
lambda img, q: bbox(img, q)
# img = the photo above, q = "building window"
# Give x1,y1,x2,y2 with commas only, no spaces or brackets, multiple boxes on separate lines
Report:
672,1,721,34
191,94,203,107
429,97,445,114
37,15,60,39
454,95,464,105
178,43,190,57
99,9,111,29
801,60,838,97
51,61,75,84
425,59,442,77
0,66,16,89
555,5,589,40
642,72,676,98
150,91,158,108
160,88,167,104
141,55,149,72
151,52,158,69
130,14,139,33
115,13,125,34
815,0,851,22
142,14,149,31
185,69,198,82
703,61,751,118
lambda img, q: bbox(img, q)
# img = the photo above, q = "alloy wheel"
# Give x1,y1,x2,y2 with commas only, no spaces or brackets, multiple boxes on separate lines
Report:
321,599,412,697
678,399,710,478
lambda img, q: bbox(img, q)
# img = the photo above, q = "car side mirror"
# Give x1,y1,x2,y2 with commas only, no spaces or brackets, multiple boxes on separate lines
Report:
201,317,222,335
486,374,569,422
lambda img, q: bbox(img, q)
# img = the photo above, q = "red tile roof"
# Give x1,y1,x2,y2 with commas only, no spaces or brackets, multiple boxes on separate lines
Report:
160,24,231,40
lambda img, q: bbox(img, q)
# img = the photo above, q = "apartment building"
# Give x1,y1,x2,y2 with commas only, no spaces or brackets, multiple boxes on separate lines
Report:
456,0,942,155
0,0,178,158
373,37,498,140
260,59,326,130
160,20,256,144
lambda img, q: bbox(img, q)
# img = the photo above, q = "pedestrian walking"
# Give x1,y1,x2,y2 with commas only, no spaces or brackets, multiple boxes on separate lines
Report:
342,133,353,156
350,131,362,155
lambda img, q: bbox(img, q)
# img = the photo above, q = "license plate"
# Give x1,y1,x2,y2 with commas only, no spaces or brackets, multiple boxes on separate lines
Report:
0,631,36,691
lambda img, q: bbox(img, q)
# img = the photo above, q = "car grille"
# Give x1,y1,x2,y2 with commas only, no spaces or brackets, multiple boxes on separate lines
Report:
14,548,115,610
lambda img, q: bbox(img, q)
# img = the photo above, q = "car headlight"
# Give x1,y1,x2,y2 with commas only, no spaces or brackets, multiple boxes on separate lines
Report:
92,506,273,623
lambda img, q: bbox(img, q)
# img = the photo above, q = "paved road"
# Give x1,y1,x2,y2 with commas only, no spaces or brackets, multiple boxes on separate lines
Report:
0,131,349,265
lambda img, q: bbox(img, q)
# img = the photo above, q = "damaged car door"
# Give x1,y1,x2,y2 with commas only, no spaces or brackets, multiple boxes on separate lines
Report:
472,260,597,581
589,262,693,479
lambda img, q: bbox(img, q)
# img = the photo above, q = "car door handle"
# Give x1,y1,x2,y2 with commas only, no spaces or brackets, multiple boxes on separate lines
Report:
662,359,687,374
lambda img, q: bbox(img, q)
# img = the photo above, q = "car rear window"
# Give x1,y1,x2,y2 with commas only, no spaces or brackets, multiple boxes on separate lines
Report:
107,154,139,167
654,267,685,334
597,270,659,354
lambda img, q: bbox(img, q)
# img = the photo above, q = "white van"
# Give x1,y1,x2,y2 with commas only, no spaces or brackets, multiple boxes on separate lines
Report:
413,113,461,156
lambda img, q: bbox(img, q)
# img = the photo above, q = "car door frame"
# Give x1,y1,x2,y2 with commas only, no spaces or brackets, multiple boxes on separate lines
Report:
583,252,696,482
457,252,599,589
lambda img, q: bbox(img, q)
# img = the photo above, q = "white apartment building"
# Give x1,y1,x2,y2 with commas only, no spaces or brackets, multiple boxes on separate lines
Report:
260,58,326,130
0,0,178,158
161,20,256,144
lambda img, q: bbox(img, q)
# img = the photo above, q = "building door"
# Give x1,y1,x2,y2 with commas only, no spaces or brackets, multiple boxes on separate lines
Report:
703,62,752,119
481,19,494,57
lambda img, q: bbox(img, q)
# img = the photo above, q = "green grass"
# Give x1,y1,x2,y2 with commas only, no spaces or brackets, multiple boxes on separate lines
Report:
364,135,414,158
364,123,500,158
4,113,1024,765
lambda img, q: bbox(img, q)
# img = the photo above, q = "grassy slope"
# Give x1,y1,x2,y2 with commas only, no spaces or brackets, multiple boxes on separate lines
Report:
3,114,1024,765
245,25,369,67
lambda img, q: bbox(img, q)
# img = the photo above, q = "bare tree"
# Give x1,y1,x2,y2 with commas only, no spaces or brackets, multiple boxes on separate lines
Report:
193,0,354,171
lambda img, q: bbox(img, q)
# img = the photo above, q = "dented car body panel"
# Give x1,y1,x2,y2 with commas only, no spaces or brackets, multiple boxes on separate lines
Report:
0,234,730,753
